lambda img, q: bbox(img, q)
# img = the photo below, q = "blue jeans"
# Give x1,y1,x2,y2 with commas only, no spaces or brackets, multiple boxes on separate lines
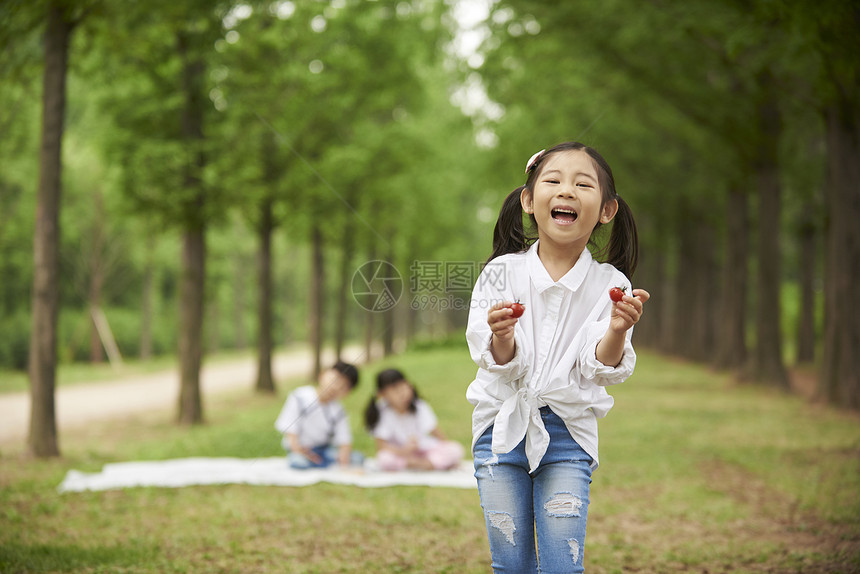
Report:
287,445,364,469
473,407,593,573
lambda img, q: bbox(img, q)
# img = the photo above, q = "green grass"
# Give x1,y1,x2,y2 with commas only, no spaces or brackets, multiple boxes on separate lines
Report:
1,347,858,572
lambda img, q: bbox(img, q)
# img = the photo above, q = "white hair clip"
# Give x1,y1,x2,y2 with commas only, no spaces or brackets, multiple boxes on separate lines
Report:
525,149,546,174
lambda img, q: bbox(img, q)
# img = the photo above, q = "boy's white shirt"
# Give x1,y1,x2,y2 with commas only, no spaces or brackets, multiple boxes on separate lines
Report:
372,398,439,451
274,385,352,448
466,241,636,472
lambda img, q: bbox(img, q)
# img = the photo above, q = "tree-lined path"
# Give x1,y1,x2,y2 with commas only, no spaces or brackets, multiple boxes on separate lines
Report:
2,0,857,464
0,345,369,446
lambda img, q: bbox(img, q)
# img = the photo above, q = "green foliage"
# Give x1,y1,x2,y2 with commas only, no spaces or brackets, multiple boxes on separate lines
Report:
78,0,232,229
56,306,178,363
210,0,452,249
0,40,39,344
0,311,30,371
0,0,854,413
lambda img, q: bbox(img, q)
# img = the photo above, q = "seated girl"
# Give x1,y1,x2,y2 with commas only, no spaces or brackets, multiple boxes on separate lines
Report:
364,368,464,471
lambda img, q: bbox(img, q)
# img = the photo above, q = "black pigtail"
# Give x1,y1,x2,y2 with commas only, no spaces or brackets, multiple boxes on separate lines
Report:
605,195,639,279
364,397,380,431
486,185,532,264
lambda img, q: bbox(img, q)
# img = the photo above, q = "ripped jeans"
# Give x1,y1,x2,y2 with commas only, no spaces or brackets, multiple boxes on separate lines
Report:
473,407,593,573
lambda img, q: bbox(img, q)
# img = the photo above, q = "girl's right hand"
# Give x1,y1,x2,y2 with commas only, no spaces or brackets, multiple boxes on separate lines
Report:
488,301,518,342
488,301,518,365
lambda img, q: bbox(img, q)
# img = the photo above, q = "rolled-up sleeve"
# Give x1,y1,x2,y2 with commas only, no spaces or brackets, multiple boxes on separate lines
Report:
579,319,636,386
476,331,528,375
466,268,528,379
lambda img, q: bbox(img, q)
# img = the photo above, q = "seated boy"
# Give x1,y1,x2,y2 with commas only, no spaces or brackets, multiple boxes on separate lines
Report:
275,361,364,469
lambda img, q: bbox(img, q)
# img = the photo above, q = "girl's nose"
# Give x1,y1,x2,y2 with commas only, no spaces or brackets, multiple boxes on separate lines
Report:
558,185,575,198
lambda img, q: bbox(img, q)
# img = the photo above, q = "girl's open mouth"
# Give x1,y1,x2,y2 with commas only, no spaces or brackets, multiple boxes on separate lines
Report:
551,208,578,223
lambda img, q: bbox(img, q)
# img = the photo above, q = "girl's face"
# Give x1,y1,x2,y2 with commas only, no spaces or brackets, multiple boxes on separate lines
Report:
379,380,414,413
521,149,617,254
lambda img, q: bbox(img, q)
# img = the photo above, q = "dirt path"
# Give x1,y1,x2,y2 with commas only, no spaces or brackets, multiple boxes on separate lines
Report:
0,345,370,447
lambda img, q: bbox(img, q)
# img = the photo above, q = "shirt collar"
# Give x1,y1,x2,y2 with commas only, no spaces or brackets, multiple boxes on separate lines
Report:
527,240,592,294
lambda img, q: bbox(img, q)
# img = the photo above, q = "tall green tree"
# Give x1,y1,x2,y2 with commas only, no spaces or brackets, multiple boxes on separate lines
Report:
796,1,860,408
90,0,234,424
212,3,326,389
27,0,86,457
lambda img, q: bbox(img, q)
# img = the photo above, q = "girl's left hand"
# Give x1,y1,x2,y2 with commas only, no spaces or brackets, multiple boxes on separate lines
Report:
610,288,650,333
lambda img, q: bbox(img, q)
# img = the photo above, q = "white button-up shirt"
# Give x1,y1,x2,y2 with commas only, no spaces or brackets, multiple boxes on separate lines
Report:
371,399,440,451
465,242,636,472
274,386,352,448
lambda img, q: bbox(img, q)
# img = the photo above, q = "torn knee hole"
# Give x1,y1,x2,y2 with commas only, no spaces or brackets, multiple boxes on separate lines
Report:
483,453,499,478
487,511,516,546
569,538,580,564
544,492,583,518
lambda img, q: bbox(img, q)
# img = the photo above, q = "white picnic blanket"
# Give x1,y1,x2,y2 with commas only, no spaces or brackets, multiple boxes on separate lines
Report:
58,457,477,492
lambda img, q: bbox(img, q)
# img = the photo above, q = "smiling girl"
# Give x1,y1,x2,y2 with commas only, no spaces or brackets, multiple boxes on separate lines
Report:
466,142,650,573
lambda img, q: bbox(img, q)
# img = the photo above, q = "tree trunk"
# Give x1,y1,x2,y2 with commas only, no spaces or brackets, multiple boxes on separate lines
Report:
256,125,283,390
382,249,395,357
753,163,788,388
795,210,817,365
640,248,665,348
334,221,355,360
364,307,375,362
751,85,789,389
821,103,860,408
28,1,72,458
310,223,325,379
714,185,749,371
176,29,206,425
282,270,292,346
655,230,675,355
88,190,105,363
672,205,699,359
659,249,678,355
140,235,154,360
406,299,418,347
178,229,205,425
363,245,377,361
232,253,248,349
628,214,661,347
255,197,275,393
690,218,717,362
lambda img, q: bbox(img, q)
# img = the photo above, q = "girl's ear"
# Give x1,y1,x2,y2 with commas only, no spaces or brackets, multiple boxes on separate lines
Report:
520,187,534,214
600,198,619,224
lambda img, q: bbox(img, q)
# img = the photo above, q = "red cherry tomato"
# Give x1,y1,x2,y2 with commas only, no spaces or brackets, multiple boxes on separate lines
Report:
609,286,627,303
509,302,525,318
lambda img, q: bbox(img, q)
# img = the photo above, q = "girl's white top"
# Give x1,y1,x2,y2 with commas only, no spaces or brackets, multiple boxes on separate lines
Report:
274,385,352,448
372,398,440,451
466,241,636,472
